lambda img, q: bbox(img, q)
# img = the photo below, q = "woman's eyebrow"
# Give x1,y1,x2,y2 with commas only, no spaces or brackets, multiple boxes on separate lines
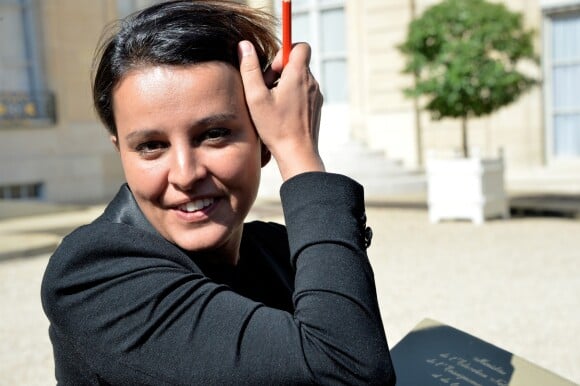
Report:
195,112,238,127
125,129,163,142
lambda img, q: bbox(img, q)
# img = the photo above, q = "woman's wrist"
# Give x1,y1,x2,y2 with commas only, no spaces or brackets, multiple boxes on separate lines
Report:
272,145,325,181
278,158,325,181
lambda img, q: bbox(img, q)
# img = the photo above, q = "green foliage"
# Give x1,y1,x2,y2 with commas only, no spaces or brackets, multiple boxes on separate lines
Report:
399,0,538,121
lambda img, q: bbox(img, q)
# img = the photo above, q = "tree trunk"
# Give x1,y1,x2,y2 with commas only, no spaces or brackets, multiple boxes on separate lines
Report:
461,116,469,158
410,0,424,167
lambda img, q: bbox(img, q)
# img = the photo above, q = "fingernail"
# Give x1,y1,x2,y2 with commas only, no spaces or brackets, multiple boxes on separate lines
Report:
239,41,253,57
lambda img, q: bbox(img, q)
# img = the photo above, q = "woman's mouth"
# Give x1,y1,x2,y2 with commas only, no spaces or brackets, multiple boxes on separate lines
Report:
178,198,215,213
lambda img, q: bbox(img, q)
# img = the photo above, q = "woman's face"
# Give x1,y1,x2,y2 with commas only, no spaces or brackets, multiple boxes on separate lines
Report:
112,62,266,264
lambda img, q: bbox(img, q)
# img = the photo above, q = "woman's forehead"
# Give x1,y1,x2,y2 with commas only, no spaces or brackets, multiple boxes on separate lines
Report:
115,62,243,100
112,62,248,131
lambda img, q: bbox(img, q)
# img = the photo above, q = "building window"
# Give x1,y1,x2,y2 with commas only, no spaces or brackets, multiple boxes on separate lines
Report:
544,7,580,159
0,182,44,200
0,0,55,127
275,0,348,104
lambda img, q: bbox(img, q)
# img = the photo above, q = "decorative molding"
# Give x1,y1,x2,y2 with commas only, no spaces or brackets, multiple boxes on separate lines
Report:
540,0,580,13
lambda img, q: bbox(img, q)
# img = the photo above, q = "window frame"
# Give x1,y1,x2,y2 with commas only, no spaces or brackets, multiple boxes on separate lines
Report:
542,2,580,162
275,0,348,104
0,0,55,127
0,181,44,200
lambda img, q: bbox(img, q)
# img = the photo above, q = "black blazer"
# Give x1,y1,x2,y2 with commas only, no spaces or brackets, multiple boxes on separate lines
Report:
41,172,395,385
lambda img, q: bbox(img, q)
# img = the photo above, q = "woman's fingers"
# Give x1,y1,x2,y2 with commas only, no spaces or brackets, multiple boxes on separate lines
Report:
238,40,324,180
238,41,271,104
270,42,311,74
263,65,280,89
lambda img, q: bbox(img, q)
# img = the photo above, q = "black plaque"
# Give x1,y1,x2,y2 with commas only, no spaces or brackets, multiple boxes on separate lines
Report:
391,319,577,386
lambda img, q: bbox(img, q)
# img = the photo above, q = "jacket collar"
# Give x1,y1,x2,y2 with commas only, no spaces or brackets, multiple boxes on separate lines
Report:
97,183,159,237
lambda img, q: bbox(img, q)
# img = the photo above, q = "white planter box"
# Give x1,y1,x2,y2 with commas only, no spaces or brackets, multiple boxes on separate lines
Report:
426,156,510,224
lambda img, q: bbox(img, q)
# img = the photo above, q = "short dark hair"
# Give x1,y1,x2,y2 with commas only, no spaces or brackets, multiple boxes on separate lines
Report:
92,0,279,137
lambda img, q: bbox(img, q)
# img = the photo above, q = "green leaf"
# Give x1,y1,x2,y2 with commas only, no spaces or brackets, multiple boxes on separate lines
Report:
398,0,538,135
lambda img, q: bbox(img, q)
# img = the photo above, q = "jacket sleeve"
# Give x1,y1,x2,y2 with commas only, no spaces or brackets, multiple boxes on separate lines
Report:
41,172,395,385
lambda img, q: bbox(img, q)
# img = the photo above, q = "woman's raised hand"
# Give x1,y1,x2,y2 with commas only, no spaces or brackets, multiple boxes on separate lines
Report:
238,40,325,181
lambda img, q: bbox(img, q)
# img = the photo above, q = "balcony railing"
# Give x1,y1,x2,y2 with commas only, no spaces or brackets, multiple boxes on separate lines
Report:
0,92,56,127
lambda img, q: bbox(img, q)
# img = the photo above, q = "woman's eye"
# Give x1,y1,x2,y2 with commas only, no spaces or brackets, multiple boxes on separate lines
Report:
199,128,231,143
136,141,167,155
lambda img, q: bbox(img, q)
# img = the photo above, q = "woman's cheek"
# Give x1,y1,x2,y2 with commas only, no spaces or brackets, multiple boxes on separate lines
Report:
128,159,168,196
212,146,259,181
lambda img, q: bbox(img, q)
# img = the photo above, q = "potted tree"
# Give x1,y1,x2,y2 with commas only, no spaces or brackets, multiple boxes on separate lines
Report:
399,0,538,224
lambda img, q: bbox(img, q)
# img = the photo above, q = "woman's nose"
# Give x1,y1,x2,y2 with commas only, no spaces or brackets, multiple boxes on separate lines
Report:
168,147,207,191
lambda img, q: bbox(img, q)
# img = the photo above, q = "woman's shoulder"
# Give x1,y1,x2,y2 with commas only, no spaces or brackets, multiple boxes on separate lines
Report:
41,189,191,299
57,219,166,254
41,218,195,320
43,220,181,287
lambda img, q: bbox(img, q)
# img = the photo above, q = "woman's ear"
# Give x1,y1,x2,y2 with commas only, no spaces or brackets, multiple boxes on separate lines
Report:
110,135,119,152
260,142,271,167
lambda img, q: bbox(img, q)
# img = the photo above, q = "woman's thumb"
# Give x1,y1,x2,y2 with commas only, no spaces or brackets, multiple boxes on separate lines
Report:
238,41,267,99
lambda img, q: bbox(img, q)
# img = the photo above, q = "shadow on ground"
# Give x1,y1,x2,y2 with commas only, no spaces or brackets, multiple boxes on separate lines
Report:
509,194,580,219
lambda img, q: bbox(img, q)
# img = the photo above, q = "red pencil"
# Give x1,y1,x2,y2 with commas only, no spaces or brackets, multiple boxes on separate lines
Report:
282,0,292,67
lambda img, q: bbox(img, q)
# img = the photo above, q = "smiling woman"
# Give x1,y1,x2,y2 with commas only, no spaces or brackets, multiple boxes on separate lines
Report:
112,63,264,263
40,1,395,385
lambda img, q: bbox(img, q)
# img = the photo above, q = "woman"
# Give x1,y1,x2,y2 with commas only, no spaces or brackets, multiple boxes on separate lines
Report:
41,1,395,384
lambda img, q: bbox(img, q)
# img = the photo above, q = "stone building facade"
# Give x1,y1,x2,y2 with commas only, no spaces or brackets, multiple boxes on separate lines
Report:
345,0,580,172
0,1,125,203
1,0,579,203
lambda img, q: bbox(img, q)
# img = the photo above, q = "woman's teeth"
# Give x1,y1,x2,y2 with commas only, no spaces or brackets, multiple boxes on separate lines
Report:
180,198,215,213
